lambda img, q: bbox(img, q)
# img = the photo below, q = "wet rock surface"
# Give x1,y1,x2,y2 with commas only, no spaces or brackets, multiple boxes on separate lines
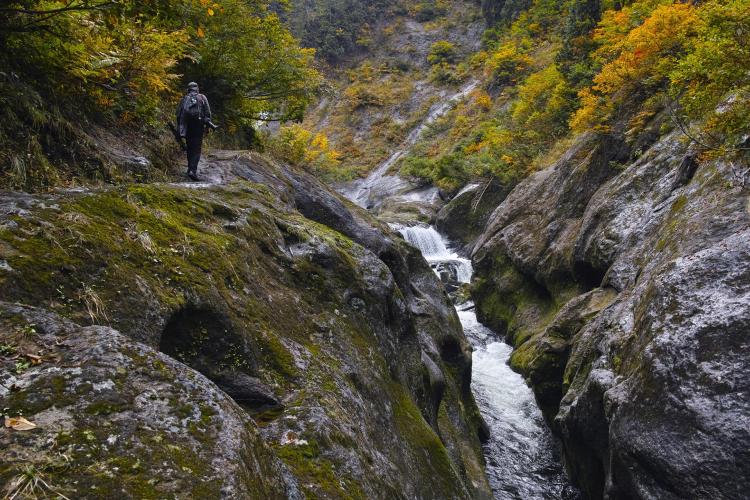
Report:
469,129,750,498
0,151,491,498
436,179,512,252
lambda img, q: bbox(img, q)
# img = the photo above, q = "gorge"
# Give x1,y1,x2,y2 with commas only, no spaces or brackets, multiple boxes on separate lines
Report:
1,0,750,498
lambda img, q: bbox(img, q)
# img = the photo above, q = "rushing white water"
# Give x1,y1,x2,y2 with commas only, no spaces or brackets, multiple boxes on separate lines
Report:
399,224,573,499
460,306,573,499
335,70,572,497
341,80,480,208
394,224,472,283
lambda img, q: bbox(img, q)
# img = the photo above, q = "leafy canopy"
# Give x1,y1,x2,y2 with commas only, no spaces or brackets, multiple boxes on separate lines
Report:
0,0,321,127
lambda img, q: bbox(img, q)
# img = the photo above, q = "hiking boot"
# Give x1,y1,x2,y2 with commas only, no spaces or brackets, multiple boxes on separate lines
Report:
187,172,200,182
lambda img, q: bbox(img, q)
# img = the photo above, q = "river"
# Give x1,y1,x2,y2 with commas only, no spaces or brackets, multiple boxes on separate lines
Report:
394,225,574,499
340,80,574,497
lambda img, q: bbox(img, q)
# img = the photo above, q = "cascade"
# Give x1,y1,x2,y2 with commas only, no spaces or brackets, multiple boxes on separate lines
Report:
340,71,574,498
399,225,575,499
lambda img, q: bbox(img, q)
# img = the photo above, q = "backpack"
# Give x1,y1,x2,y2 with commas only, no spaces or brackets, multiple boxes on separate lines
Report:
182,93,203,122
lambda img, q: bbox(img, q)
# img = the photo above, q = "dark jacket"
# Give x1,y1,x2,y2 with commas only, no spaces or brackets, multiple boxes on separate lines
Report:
176,91,211,138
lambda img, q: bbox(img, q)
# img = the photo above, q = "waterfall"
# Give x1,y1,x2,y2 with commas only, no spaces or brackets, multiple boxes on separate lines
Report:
398,224,575,499
395,224,473,284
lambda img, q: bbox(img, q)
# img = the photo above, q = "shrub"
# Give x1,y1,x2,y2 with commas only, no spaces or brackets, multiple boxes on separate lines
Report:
668,0,750,148
412,1,449,22
267,125,342,174
512,65,574,139
570,3,699,132
428,41,458,65
484,42,532,86
430,62,467,85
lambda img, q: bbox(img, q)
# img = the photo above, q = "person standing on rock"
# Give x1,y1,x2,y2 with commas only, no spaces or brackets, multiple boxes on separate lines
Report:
176,82,212,181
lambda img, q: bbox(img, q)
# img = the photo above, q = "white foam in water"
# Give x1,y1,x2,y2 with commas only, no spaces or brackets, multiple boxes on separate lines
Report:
460,306,570,499
398,225,573,499
396,225,473,283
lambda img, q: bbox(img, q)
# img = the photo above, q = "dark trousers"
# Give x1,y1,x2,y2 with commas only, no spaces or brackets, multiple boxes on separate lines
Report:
185,121,204,174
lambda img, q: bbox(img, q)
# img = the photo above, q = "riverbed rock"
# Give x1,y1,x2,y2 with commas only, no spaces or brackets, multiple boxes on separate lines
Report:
436,179,511,251
469,126,750,499
0,151,491,498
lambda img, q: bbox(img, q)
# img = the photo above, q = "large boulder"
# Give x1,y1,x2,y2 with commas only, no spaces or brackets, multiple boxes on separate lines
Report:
0,151,491,498
0,302,298,499
469,127,750,499
436,178,512,252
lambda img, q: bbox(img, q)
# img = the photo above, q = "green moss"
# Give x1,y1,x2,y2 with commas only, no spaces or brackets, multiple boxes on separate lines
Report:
390,384,458,491
258,333,299,379
0,172,487,496
169,396,193,419
274,438,363,498
670,194,688,215
252,406,284,426
509,340,537,374
85,401,127,416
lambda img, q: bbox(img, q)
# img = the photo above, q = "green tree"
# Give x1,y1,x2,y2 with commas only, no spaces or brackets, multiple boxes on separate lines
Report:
669,0,750,149
557,0,602,89
428,40,458,65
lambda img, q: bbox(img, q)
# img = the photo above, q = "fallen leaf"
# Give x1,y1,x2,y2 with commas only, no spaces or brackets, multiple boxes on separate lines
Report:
4,416,37,431
25,353,43,365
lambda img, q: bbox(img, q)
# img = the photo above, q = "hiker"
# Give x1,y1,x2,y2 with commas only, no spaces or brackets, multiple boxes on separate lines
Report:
176,82,212,181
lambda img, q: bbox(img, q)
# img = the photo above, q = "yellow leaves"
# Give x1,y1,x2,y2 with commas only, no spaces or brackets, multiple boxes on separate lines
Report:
428,40,458,65
463,142,483,155
269,125,341,172
484,42,532,85
4,416,37,431
572,2,699,132
199,0,222,13
305,132,341,166
310,133,329,151
472,90,493,111
511,65,572,139
197,26,205,38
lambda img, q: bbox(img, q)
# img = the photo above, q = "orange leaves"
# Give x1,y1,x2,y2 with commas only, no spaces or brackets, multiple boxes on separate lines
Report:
471,90,493,112
600,3,696,85
571,2,699,132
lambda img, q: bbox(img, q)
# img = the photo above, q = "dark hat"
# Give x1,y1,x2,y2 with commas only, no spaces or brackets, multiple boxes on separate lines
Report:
187,82,199,90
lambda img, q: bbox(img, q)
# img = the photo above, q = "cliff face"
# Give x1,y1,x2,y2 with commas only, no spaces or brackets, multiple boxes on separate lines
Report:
0,152,491,498
468,123,750,498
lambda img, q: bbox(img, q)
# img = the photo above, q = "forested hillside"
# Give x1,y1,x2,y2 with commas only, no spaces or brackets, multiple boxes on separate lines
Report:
285,0,749,194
